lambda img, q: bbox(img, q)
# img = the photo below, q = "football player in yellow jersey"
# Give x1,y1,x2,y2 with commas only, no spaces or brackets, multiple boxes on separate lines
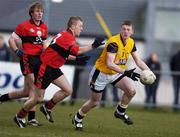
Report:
72,21,154,130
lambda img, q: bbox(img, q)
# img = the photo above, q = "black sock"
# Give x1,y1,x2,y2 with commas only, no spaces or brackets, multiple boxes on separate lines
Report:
0,94,10,102
117,105,126,114
28,111,35,121
77,112,84,119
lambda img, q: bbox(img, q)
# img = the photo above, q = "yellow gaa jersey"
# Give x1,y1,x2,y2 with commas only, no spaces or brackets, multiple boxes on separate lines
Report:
95,34,136,74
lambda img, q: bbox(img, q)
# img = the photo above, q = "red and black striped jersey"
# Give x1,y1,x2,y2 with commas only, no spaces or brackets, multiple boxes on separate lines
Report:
40,30,79,68
15,19,48,55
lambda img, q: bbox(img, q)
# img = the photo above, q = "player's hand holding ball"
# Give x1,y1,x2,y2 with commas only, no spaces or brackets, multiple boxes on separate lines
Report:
140,70,156,85
123,68,140,81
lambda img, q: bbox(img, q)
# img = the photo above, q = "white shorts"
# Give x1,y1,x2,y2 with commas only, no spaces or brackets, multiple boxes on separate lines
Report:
88,66,124,92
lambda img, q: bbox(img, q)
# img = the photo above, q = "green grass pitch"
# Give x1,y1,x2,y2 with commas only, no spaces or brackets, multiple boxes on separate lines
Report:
0,101,180,137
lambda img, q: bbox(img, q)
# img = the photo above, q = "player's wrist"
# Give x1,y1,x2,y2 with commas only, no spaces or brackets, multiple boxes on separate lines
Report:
15,49,24,58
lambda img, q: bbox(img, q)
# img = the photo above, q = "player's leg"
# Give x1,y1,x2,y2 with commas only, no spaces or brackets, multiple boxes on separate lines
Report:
14,87,44,128
22,73,42,126
26,77,43,126
14,73,43,128
40,74,72,123
113,77,136,125
0,89,28,102
9,55,33,100
72,67,105,130
13,87,37,128
79,91,103,114
0,76,31,102
72,90,103,130
0,73,41,127
52,75,73,103
12,55,40,127
14,95,40,128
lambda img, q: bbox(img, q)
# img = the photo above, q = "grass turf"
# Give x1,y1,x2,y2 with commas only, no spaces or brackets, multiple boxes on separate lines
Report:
0,102,180,137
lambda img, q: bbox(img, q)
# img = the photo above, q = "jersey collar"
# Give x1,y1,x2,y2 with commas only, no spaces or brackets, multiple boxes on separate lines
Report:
29,19,43,26
120,34,126,46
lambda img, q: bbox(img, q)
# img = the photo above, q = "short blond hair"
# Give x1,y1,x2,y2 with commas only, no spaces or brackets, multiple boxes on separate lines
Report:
67,16,83,28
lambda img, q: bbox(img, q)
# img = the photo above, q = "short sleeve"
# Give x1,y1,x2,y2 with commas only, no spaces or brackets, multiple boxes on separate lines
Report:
12,32,21,40
131,43,137,53
107,42,118,53
70,44,79,56
15,24,24,37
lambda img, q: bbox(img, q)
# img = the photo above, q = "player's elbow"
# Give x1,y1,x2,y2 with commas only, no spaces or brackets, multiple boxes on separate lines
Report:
91,101,100,108
106,61,114,70
77,50,82,55
8,36,17,51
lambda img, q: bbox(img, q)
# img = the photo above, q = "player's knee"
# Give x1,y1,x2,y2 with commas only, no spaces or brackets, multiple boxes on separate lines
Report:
64,87,73,96
91,100,101,107
24,86,35,95
37,96,44,104
22,90,29,97
29,86,35,92
129,89,136,97
28,96,38,105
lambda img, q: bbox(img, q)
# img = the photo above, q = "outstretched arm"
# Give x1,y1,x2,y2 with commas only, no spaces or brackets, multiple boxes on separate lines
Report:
78,45,92,55
131,51,149,70
77,37,105,55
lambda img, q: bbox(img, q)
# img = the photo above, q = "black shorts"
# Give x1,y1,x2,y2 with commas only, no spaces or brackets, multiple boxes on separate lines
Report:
20,54,40,76
34,63,63,89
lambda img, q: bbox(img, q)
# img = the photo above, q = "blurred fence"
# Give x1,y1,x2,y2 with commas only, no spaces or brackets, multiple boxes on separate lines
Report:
0,61,180,109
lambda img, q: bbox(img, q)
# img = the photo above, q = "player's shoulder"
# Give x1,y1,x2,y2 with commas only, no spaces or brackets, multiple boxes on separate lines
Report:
40,21,48,28
15,20,29,31
106,34,119,45
56,31,75,45
61,30,74,39
16,20,32,29
18,20,30,26
128,37,135,45
109,34,119,40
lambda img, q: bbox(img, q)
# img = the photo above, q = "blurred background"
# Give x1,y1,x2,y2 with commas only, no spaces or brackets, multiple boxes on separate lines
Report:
0,0,180,111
